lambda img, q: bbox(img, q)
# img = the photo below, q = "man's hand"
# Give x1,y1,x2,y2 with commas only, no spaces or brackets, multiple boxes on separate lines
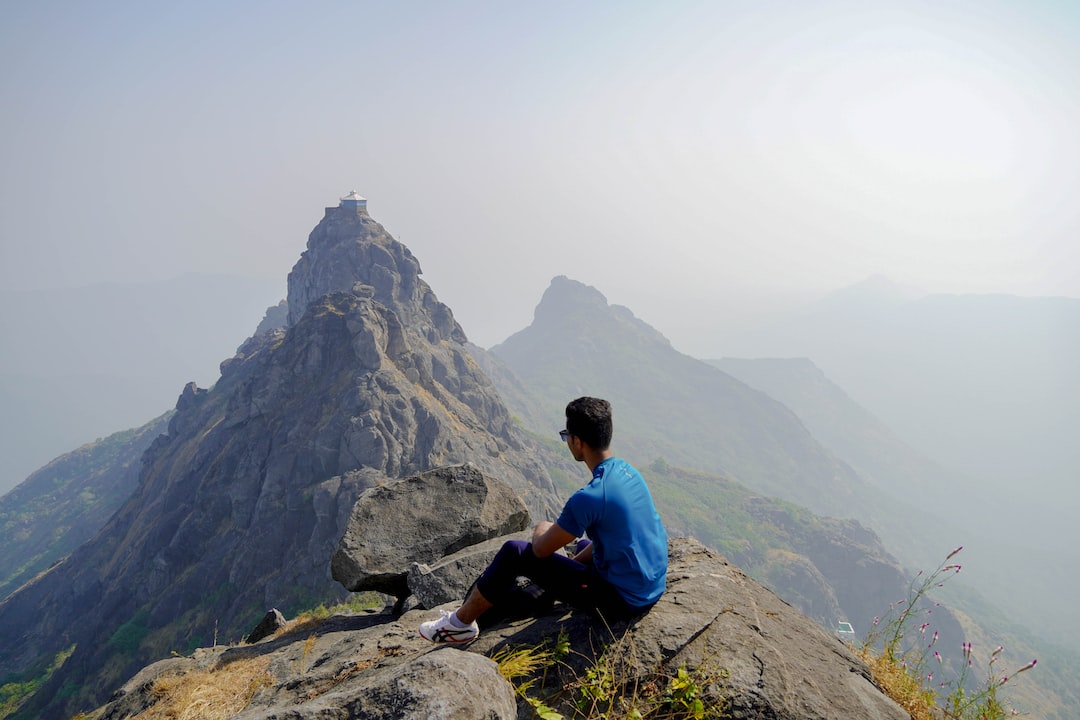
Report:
531,520,577,558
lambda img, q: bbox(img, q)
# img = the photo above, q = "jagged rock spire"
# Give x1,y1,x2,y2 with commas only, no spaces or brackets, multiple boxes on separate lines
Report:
285,200,463,344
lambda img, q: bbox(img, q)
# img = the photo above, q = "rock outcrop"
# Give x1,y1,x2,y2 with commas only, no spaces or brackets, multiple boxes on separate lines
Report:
89,538,907,720
285,200,459,341
331,464,531,598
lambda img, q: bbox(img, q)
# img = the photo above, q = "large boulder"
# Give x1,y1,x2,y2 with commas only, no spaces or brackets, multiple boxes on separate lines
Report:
331,465,531,598
465,538,908,720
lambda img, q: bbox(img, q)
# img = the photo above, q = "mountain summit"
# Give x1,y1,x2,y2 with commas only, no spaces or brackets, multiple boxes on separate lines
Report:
285,196,460,339
0,195,559,719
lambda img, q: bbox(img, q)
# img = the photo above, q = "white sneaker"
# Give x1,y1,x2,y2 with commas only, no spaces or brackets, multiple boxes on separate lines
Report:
418,610,480,644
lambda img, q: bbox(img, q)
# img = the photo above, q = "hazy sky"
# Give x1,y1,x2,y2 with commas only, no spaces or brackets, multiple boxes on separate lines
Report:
2,0,1078,353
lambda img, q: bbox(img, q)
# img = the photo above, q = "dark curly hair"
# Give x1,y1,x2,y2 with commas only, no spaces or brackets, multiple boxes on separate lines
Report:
565,397,613,450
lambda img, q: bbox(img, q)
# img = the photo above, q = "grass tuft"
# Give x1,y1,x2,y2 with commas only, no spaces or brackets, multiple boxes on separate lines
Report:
858,546,1037,720
135,655,271,720
492,628,728,719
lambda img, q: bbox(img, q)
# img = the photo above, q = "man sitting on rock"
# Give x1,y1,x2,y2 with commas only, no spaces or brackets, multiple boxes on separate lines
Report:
419,396,669,643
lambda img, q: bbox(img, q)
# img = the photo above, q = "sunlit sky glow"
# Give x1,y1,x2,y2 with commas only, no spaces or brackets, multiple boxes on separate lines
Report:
2,0,1078,353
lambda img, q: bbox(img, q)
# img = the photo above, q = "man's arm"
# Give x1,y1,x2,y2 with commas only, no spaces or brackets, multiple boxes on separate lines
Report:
571,541,594,564
531,521,577,558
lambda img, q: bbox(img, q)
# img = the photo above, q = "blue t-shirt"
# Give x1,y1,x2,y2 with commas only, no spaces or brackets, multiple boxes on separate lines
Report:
556,457,668,607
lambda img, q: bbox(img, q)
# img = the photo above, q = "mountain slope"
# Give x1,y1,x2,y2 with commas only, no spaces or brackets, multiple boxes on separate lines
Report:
714,288,1080,648
706,358,963,566
0,413,170,602
489,276,879,521
721,287,1080,526
0,199,560,720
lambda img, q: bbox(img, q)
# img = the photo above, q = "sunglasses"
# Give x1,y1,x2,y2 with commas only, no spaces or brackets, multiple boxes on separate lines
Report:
559,429,571,442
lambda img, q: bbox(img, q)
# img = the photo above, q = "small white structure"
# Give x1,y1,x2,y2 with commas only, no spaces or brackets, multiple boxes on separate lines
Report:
340,191,367,211
836,621,856,641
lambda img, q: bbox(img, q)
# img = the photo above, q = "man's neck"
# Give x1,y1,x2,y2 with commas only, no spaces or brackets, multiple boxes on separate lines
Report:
583,448,614,473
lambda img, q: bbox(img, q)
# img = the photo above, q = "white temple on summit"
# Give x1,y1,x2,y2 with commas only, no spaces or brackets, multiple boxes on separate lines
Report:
339,191,367,211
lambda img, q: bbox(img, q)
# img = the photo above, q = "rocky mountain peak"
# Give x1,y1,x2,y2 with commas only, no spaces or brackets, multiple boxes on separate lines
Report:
286,200,463,344
532,275,608,324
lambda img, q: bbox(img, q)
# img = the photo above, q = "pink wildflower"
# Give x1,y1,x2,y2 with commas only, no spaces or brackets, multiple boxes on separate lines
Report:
946,545,963,560
934,651,942,664
990,646,1004,664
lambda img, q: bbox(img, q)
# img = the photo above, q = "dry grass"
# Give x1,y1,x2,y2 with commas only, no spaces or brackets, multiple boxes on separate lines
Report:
855,647,936,720
133,655,272,720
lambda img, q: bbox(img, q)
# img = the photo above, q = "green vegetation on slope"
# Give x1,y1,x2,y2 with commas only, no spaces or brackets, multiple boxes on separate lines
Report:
0,413,171,601
0,645,75,719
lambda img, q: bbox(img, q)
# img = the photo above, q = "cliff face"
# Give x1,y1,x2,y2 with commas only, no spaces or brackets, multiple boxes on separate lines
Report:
0,202,560,720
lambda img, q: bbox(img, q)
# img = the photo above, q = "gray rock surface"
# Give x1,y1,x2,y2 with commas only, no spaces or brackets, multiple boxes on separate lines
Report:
285,202,459,340
236,648,518,720
332,465,531,597
89,538,907,720
407,531,531,609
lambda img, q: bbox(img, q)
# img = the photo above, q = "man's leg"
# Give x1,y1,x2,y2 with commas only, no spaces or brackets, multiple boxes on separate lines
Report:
419,539,548,643
420,538,637,642
455,583,494,624
474,539,629,616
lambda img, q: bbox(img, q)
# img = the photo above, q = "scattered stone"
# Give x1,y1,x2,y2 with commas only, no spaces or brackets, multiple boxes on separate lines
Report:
246,608,287,644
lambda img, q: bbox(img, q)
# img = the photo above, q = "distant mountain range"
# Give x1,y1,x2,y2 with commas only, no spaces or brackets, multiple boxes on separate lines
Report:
720,277,1080,530
711,277,1080,650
